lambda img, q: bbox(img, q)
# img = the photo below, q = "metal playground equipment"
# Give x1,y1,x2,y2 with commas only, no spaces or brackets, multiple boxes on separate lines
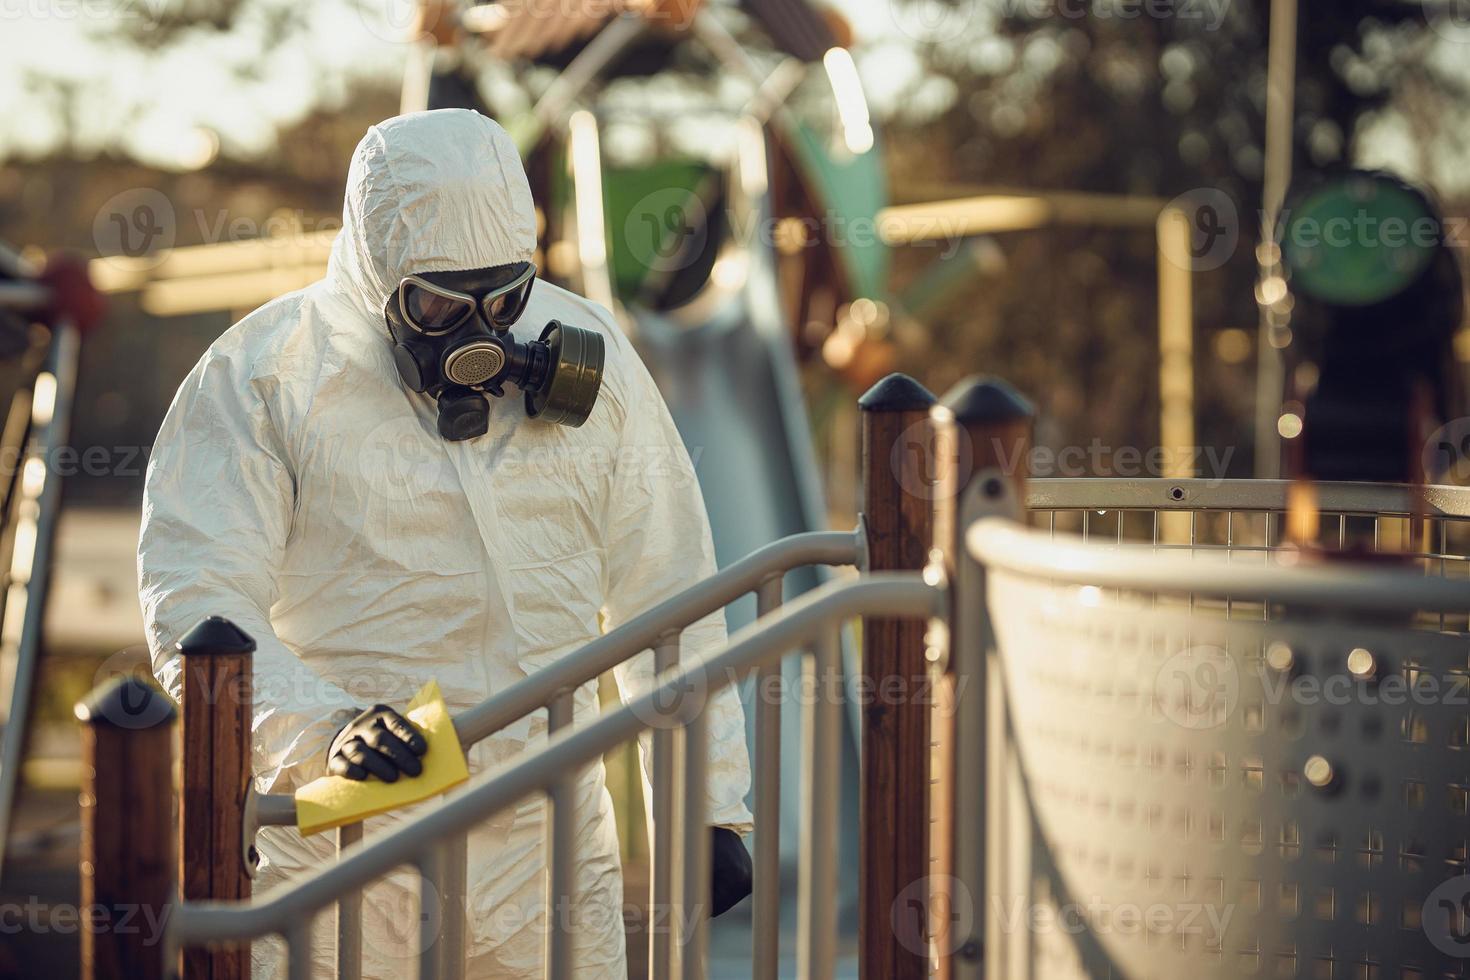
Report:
74,370,1470,979
0,245,91,873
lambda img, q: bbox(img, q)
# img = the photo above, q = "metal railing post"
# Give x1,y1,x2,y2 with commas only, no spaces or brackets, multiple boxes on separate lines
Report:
857,373,937,979
649,631,681,979
419,845,446,980
750,576,784,980
336,821,364,980
178,616,256,980
797,627,842,980
0,318,79,871
545,689,577,980
441,830,468,980
75,677,175,980
678,705,710,980
286,920,313,980
928,377,1033,980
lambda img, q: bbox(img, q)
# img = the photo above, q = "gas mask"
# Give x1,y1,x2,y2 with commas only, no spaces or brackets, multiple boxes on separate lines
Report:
384,261,605,440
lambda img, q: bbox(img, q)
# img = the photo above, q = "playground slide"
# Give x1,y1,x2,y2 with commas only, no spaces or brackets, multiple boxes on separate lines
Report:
630,286,865,956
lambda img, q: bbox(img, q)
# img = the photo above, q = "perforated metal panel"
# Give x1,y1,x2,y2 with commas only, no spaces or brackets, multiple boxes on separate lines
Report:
976,480,1470,980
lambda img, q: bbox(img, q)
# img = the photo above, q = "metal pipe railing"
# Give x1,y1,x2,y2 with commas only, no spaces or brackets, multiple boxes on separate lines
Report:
967,516,1470,612
544,688,576,980
1026,476,1470,517
223,527,861,978
168,575,944,971
418,844,446,980
253,529,861,828
0,319,80,873
451,529,862,749
797,628,841,980
749,576,784,980
287,919,313,980
649,630,681,977
441,829,467,980
334,821,362,980
679,704,711,980
0,281,50,313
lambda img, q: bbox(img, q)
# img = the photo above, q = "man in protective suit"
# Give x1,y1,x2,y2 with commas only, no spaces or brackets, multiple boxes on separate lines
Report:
139,108,753,976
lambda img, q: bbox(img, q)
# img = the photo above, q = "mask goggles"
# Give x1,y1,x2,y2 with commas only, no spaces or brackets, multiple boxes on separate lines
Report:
397,262,536,338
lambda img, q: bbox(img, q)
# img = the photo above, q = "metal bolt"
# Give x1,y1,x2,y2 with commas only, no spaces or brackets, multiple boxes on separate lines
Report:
1169,486,1186,501
1265,641,1296,675
1346,647,1378,681
1304,755,1336,790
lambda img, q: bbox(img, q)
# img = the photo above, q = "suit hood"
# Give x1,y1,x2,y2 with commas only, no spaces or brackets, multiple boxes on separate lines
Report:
325,109,537,324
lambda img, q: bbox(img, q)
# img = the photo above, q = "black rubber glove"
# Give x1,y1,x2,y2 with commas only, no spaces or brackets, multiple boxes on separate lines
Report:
326,704,428,783
710,827,753,917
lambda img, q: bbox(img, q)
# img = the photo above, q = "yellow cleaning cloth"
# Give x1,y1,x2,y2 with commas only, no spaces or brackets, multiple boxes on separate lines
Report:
295,680,469,836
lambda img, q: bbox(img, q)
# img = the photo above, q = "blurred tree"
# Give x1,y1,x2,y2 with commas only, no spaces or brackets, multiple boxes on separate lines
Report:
883,0,1463,475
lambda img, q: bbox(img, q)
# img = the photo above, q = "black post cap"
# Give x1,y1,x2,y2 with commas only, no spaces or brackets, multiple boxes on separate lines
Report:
937,375,1035,425
176,616,256,657
858,373,937,413
74,675,176,730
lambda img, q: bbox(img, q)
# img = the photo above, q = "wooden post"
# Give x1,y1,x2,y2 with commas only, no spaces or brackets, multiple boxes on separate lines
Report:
178,615,257,980
857,373,937,980
927,376,1034,980
76,676,176,980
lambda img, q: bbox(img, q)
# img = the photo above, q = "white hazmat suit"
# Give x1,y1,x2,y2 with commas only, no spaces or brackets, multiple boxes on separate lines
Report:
139,109,753,977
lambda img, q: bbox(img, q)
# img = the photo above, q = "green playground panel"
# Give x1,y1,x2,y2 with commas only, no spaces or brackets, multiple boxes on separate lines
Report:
1282,175,1437,307
533,117,890,304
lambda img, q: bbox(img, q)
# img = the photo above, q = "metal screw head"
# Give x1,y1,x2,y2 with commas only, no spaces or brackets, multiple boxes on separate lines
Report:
1265,641,1296,675
1304,755,1336,790
1169,486,1186,501
1346,647,1378,680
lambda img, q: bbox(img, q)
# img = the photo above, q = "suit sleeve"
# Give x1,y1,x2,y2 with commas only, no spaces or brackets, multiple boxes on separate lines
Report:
138,352,358,794
602,351,754,832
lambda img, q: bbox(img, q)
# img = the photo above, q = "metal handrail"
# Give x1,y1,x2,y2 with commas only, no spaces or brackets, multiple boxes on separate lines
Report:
455,528,862,745
967,516,1470,613
0,281,50,313
244,527,862,979
0,320,80,874
1026,477,1470,517
252,528,863,826
169,574,944,980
